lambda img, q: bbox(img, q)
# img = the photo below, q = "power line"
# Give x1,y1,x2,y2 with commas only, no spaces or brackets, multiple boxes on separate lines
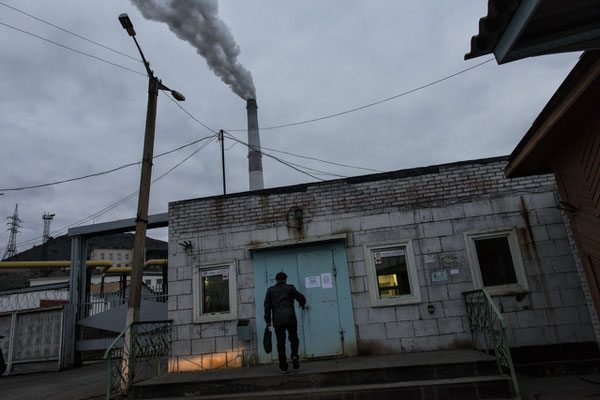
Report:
226,58,495,132
0,20,147,77
0,134,218,192
225,132,383,173
165,93,218,134
222,132,336,182
0,1,141,63
18,138,216,248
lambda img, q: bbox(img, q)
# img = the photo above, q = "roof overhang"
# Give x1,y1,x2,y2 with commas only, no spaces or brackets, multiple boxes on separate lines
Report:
67,212,168,237
505,51,600,177
466,0,600,64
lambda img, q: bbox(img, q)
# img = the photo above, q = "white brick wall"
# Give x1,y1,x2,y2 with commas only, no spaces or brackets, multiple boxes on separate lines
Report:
168,156,596,364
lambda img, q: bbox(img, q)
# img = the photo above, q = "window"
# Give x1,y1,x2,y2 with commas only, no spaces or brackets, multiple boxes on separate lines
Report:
465,228,528,295
100,253,105,260
109,253,113,260
117,254,121,261
144,279,152,285
117,263,121,267
192,261,237,323
125,254,129,261
364,241,421,306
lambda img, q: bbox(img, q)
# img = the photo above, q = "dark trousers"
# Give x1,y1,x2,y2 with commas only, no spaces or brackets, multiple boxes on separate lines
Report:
274,323,299,369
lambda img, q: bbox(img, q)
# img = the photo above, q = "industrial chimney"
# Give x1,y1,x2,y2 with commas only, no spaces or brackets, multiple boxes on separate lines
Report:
246,99,264,190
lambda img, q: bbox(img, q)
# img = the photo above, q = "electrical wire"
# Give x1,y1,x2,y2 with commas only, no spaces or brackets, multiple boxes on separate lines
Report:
0,1,141,63
17,137,216,248
165,93,218,134
0,20,147,77
222,132,333,181
226,58,495,132
223,132,383,173
0,134,218,192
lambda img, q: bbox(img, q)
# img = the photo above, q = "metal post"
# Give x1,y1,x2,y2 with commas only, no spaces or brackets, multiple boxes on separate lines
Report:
122,75,159,391
219,130,226,195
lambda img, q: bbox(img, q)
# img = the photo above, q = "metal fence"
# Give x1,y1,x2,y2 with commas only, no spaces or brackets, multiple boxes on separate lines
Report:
79,285,166,319
464,289,520,398
0,283,69,313
0,306,66,375
104,320,171,399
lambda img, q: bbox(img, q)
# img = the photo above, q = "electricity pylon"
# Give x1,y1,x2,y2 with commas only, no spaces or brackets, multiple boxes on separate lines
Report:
2,204,22,260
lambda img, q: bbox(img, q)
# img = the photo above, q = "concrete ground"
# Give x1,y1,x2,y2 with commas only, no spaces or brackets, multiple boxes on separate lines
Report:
0,361,106,400
1,357,600,400
519,374,600,400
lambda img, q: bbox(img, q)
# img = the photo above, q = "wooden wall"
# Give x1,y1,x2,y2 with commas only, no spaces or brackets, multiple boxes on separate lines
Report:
554,113,600,317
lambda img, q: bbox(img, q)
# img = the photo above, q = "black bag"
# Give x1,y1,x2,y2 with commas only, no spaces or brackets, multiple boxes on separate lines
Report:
263,326,272,354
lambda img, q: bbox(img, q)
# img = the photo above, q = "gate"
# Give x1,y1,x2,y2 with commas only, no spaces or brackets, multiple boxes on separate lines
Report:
76,284,168,359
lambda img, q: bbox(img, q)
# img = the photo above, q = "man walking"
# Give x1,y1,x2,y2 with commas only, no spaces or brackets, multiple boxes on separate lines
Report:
264,272,307,374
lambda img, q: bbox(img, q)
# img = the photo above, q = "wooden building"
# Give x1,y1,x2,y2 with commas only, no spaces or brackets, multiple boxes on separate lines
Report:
506,50,600,318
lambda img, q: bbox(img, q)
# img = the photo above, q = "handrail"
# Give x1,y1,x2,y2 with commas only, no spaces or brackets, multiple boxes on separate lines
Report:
103,323,131,361
464,289,520,398
104,322,131,400
103,320,172,399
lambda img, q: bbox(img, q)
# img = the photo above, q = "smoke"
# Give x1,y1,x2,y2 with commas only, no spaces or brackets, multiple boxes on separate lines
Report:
129,0,256,100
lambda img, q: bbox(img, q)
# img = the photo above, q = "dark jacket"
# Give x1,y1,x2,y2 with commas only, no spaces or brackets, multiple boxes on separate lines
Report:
264,282,306,326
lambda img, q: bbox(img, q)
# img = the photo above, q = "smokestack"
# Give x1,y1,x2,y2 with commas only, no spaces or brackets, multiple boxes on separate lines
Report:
246,99,264,191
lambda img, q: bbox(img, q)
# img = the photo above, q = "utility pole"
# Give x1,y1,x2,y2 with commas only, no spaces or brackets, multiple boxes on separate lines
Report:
118,13,185,394
2,204,21,260
219,130,226,195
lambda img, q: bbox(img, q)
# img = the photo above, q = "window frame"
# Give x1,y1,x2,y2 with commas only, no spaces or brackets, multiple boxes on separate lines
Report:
464,227,529,295
192,260,238,323
363,240,421,307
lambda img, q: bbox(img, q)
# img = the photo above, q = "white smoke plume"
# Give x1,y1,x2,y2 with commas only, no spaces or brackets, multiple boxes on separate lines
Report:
130,0,256,100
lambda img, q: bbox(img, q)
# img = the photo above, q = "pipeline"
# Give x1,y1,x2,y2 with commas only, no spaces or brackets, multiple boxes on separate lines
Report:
0,259,167,274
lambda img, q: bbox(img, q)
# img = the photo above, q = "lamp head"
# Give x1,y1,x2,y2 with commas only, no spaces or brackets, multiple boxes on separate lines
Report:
171,90,185,102
118,13,136,36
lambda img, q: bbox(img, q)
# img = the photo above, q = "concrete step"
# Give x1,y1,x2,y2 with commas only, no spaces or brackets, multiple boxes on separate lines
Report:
131,350,516,399
149,376,514,400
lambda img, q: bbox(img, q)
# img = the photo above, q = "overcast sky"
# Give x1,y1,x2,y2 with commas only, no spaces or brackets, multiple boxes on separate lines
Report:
0,0,580,254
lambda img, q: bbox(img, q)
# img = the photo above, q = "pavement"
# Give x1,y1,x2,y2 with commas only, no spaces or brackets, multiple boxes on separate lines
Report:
0,361,106,400
1,356,600,399
519,374,600,400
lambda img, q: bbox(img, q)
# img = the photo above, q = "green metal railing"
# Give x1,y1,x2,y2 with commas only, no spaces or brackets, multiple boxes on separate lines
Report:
103,320,171,399
464,289,520,398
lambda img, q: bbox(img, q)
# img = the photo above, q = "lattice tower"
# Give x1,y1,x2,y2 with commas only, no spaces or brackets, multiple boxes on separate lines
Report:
2,204,22,260
42,212,55,243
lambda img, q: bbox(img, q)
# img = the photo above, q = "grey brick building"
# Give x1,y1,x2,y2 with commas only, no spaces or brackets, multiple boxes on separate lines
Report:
167,155,598,372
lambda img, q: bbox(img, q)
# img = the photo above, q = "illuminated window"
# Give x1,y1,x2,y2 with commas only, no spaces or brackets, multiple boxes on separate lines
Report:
364,241,421,306
465,228,528,295
192,261,237,323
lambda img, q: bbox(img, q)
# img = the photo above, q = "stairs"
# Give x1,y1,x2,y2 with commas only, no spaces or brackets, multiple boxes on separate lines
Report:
129,349,517,400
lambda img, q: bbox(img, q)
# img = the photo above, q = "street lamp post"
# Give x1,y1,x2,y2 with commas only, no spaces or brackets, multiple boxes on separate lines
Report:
118,13,184,394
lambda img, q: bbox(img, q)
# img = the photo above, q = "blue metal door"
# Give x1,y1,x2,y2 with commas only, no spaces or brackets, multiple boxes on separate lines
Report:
253,241,356,364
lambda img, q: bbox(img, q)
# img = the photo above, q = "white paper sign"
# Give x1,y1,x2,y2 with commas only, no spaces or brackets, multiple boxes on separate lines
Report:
202,268,228,277
305,276,321,288
321,273,333,289
375,249,405,258
450,269,460,275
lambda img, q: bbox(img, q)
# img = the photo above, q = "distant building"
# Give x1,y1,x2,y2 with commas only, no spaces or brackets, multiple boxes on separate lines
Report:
0,233,167,291
89,248,133,268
